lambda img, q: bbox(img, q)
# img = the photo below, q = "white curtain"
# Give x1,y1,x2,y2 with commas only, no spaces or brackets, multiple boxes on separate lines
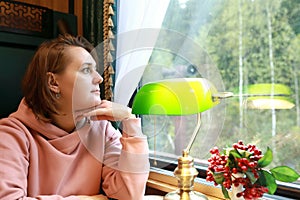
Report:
114,0,170,105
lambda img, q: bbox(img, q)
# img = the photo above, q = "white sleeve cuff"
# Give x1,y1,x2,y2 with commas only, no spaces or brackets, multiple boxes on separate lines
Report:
121,118,144,137
118,150,150,173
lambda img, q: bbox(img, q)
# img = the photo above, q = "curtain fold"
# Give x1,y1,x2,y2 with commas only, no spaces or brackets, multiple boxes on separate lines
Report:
82,0,104,46
114,0,170,105
83,0,117,100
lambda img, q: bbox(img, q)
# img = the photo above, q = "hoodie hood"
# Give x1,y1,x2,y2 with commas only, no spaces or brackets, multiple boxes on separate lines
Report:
10,98,70,140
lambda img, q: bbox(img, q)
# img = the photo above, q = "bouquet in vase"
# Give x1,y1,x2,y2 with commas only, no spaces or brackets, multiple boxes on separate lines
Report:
206,140,300,199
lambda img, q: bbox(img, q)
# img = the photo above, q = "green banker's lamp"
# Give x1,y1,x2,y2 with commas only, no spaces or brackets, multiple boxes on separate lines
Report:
132,78,225,200
131,78,294,200
243,83,295,109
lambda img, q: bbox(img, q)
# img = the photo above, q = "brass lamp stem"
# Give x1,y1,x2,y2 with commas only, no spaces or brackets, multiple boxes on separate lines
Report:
184,113,201,154
164,113,207,200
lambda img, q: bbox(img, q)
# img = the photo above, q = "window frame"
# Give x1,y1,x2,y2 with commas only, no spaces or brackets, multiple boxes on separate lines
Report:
116,0,300,198
147,153,300,199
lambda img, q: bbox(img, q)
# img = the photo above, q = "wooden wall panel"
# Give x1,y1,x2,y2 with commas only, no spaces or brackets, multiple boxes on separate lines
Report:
74,0,82,35
15,0,82,35
16,0,68,12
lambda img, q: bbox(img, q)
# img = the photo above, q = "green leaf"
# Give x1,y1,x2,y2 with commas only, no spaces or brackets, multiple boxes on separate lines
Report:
221,185,230,199
258,147,273,168
244,150,252,159
245,171,257,184
270,166,300,182
257,170,277,194
229,149,242,159
213,172,225,184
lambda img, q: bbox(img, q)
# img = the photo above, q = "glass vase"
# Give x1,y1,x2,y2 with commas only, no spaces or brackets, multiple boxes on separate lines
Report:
230,173,244,200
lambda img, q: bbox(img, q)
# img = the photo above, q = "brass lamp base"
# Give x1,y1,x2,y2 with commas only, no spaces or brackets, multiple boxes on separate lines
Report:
164,151,208,200
164,190,208,200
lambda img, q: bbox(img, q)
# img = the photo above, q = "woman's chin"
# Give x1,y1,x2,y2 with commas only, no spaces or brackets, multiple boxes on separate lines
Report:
73,101,102,113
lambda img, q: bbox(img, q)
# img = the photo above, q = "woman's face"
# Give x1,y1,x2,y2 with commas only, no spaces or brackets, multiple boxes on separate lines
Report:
55,47,103,112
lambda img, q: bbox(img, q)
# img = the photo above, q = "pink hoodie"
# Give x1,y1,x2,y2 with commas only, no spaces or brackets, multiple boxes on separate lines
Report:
0,99,150,200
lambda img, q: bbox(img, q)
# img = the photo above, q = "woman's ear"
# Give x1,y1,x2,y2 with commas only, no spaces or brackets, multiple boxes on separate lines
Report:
47,72,60,93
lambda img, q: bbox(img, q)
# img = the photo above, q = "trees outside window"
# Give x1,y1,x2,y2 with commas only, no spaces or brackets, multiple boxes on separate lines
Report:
140,0,300,188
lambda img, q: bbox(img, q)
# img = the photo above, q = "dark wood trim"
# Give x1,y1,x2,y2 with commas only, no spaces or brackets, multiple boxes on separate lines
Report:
69,0,74,14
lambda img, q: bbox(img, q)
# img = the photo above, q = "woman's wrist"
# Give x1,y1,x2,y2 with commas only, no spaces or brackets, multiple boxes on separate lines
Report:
121,117,143,137
123,107,136,121
123,113,136,121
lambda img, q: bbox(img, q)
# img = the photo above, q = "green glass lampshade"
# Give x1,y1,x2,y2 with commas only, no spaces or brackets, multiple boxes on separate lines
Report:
244,83,295,109
132,78,220,115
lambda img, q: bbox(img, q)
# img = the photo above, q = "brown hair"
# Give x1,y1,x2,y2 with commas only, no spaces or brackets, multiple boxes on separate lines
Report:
22,34,95,122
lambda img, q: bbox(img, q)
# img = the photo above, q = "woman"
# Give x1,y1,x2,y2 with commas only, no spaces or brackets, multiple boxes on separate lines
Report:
0,34,149,200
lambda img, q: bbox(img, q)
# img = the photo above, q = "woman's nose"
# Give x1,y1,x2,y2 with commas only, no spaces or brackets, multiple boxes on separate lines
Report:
93,71,103,84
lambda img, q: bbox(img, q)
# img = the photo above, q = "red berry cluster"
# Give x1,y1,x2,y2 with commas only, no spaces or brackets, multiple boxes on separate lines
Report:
206,140,269,199
237,183,269,199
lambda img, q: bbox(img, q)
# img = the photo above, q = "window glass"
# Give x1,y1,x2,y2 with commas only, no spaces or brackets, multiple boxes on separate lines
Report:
140,0,300,185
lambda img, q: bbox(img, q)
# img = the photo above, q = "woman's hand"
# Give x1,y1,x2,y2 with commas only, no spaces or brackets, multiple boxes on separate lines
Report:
77,194,108,200
83,100,135,121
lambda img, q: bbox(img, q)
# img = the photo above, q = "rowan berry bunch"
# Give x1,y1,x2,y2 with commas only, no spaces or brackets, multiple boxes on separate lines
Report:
206,140,300,200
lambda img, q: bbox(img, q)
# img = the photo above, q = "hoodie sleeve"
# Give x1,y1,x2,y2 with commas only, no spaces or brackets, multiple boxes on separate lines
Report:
101,118,150,200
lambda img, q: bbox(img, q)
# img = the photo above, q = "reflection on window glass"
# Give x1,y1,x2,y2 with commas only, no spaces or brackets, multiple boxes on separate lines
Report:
140,0,300,183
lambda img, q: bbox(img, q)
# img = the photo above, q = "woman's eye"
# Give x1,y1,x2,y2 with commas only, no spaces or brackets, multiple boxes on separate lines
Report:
82,68,91,74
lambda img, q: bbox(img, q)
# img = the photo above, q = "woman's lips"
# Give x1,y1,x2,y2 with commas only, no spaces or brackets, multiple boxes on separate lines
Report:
91,89,100,95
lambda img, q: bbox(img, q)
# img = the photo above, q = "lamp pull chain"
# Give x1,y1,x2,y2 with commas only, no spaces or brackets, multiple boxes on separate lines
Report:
184,113,201,155
153,116,157,166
